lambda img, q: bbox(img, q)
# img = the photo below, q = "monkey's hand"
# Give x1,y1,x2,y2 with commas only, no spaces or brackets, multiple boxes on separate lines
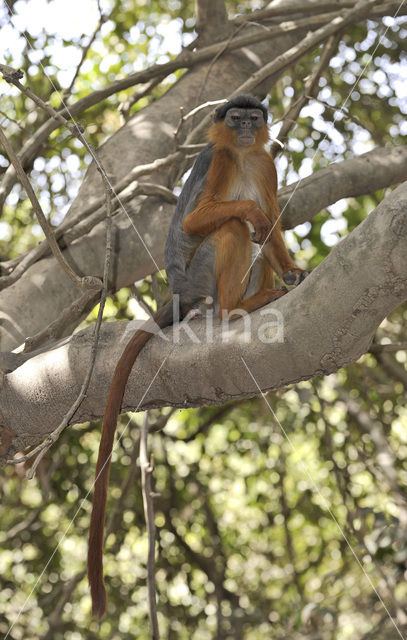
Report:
244,203,272,244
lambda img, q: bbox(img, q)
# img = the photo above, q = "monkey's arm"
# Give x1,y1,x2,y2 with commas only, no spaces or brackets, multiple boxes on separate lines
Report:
183,150,272,244
259,153,309,284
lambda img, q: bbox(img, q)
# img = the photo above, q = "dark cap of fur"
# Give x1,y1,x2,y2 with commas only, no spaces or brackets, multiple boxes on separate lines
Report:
214,94,268,122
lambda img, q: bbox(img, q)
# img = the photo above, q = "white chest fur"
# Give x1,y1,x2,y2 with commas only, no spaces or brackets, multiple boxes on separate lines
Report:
226,153,266,210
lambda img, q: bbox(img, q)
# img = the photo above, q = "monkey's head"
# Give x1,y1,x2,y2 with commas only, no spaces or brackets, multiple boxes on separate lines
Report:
210,94,269,149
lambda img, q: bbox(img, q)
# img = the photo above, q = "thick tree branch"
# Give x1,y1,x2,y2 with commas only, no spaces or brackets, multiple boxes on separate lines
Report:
280,145,407,228
1,181,406,461
195,0,229,45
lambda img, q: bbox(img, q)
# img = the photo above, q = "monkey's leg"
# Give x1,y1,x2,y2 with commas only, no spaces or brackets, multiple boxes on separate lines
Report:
213,220,286,316
262,229,309,286
256,253,276,291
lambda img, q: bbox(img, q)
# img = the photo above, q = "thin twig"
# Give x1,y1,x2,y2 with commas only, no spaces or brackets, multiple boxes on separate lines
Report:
173,106,185,149
305,93,382,142
0,108,25,130
173,99,227,145
270,33,341,157
130,284,156,318
140,412,160,640
0,125,102,291
62,10,107,100
119,76,165,123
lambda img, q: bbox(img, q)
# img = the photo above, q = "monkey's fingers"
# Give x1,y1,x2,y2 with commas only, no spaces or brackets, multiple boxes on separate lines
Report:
251,221,273,244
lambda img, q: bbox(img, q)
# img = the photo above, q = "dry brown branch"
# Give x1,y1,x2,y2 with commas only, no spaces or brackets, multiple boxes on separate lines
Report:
140,412,160,639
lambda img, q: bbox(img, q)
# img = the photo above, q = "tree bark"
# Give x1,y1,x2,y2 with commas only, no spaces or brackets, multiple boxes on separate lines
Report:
1,181,406,461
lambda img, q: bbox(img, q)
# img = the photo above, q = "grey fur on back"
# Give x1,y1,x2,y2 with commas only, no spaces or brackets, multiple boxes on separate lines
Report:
165,143,214,300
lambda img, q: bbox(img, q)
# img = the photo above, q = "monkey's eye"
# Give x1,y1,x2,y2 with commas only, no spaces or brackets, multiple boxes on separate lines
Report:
231,115,240,121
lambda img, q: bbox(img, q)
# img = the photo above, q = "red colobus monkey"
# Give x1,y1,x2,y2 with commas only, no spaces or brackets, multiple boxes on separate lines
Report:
88,94,307,617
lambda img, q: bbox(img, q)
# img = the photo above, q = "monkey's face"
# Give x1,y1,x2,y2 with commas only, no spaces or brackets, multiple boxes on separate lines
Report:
224,108,265,146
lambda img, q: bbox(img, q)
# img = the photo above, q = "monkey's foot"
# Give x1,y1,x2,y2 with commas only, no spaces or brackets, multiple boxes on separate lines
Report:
255,287,288,308
282,269,309,287
228,287,288,318
268,286,288,300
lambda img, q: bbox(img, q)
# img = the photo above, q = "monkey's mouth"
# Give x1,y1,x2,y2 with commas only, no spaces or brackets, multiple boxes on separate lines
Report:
238,135,255,145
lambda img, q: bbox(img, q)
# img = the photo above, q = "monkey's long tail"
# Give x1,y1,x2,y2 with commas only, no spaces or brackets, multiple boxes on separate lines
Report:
88,302,174,619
